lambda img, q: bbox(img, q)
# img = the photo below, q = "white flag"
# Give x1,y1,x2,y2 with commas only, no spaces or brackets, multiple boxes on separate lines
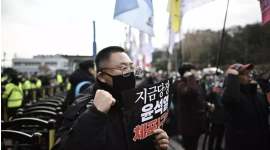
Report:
181,0,215,16
168,17,176,54
143,35,154,64
131,35,138,66
114,0,155,37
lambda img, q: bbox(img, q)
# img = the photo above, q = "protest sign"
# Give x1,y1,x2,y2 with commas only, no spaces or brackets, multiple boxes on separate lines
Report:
122,78,173,150
213,75,225,93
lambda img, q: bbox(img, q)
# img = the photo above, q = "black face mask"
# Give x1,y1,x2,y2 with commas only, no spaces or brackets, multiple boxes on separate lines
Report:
102,72,136,92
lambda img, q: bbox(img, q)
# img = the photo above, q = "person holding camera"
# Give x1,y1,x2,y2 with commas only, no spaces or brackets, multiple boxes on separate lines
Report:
221,63,270,150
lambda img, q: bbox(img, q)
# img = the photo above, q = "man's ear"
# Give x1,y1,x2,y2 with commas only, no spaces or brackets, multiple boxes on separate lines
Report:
97,72,106,83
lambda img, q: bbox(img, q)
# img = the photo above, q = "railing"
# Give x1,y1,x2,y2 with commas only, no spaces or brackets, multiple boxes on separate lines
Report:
22,83,67,103
1,83,67,122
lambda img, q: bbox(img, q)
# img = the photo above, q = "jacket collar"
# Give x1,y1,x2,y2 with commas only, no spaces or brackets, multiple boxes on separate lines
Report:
240,83,257,94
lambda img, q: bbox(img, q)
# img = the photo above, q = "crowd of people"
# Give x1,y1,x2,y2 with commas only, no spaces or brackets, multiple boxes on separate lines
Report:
1,45,270,150
1,71,66,119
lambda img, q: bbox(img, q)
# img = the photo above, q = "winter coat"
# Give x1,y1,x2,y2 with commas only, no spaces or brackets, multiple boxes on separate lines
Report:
209,90,226,125
66,68,95,105
52,79,156,150
257,76,270,93
176,75,208,136
221,74,270,150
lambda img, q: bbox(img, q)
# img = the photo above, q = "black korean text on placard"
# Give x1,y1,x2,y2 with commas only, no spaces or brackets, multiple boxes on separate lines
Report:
122,78,173,150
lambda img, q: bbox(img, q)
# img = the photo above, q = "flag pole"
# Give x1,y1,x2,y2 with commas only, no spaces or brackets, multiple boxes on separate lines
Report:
203,1,230,150
166,30,171,79
178,32,182,66
93,21,97,59
215,0,230,75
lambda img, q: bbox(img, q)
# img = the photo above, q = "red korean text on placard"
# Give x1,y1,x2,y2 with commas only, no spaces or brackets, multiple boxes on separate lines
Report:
133,110,169,141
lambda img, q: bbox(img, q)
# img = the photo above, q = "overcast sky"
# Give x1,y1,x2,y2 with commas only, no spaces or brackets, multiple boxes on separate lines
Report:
1,0,262,67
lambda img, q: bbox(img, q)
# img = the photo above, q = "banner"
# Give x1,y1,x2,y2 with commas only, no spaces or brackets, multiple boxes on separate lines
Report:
143,35,154,64
169,0,181,32
131,34,138,66
122,78,173,150
181,0,215,16
260,0,270,25
114,0,155,36
166,0,214,54
213,75,225,93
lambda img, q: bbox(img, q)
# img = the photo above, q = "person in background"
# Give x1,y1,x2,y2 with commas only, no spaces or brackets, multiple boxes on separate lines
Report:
30,75,42,89
207,73,226,150
57,72,63,85
2,73,23,119
221,63,269,150
164,75,181,140
256,71,270,93
176,63,215,150
42,74,51,87
65,59,96,107
200,74,211,101
137,71,155,88
1,73,9,86
22,75,31,96
65,74,71,91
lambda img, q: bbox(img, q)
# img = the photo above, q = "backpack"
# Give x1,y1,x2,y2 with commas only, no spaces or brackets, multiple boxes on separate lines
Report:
75,81,92,98
62,81,92,114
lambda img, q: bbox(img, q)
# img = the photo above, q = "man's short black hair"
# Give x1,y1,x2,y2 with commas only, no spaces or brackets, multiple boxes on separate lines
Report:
95,46,125,73
79,59,94,70
178,63,196,77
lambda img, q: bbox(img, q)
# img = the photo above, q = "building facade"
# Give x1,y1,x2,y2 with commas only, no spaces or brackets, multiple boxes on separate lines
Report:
12,55,69,76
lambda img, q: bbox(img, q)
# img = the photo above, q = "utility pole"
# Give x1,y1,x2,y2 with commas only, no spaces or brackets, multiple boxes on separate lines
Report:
93,21,97,59
1,52,6,68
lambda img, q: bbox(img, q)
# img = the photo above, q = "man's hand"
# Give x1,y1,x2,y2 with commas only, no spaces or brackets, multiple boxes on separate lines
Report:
227,69,239,75
183,72,192,78
153,129,169,150
94,90,116,114
207,102,215,112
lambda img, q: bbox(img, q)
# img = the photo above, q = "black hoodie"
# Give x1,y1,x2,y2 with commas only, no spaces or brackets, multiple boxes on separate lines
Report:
66,68,95,106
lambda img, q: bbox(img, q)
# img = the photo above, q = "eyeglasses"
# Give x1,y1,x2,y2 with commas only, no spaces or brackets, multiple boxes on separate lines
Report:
102,66,142,77
239,70,253,76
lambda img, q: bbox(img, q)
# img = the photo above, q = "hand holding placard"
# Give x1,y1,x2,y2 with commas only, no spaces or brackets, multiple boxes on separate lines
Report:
153,129,169,150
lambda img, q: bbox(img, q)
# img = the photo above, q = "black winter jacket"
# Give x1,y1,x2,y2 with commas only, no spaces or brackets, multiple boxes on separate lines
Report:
221,74,270,150
66,68,95,105
52,79,156,150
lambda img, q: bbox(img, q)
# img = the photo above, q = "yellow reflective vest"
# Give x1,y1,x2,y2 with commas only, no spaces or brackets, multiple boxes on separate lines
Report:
23,80,31,90
1,76,8,82
2,83,23,108
23,80,31,95
31,79,42,89
66,82,71,90
57,74,63,84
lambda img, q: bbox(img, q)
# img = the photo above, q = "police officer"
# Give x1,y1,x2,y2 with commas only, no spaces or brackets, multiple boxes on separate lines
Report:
2,73,23,119
30,75,42,89
1,73,9,86
1,73,8,82
22,76,31,95
57,72,63,85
